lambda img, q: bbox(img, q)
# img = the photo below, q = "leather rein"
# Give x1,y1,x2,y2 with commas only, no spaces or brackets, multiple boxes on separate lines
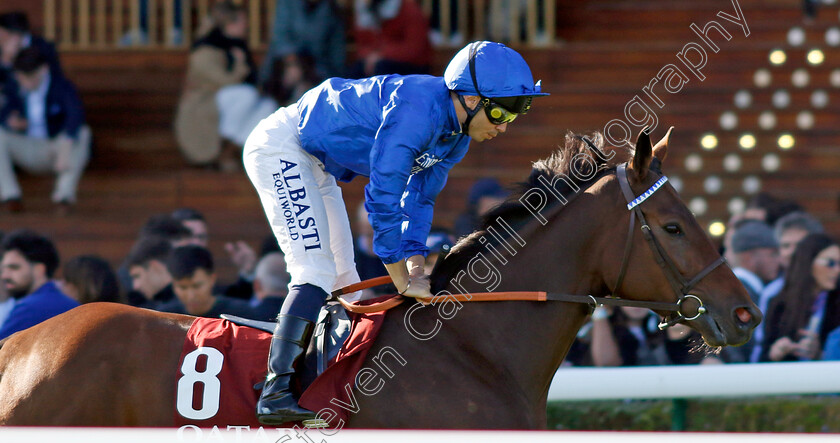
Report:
331,161,725,330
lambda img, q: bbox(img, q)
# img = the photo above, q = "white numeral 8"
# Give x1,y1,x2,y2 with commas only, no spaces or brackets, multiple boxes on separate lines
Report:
176,347,224,420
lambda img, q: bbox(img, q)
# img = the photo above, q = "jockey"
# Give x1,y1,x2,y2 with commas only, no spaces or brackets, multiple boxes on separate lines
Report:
243,40,548,425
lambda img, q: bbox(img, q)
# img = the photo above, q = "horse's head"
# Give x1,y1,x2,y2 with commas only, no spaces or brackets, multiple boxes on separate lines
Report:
602,127,761,347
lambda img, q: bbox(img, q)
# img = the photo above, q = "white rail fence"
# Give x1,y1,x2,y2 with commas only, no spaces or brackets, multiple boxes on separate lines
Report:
549,361,840,400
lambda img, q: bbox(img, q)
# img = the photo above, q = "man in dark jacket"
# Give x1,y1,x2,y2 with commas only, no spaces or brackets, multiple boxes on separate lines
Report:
0,47,89,212
158,245,258,319
0,12,63,81
0,229,78,340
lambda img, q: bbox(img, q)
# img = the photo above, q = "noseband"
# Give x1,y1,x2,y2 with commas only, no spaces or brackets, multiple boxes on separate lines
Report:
613,163,726,329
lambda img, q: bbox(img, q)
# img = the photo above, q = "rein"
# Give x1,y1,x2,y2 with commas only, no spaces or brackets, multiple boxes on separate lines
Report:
331,159,723,329
330,277,687,315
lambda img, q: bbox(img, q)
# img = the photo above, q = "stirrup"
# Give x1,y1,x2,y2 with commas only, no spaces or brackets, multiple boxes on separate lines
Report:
302,418,329,428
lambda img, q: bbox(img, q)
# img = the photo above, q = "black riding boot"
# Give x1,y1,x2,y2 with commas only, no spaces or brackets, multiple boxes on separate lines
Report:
256,314,317,425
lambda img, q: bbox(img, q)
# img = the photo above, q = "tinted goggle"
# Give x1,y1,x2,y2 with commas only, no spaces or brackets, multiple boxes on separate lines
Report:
483,99,518,125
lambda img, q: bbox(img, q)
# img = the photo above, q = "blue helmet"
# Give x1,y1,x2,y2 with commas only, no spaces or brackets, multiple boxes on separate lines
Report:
444,41,548,115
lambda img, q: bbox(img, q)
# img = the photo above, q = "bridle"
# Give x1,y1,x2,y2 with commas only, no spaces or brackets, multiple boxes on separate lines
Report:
334,148,727,330
611,162,725,329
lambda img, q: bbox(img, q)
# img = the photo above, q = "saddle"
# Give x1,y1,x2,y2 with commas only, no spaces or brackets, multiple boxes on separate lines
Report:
221,300,352,390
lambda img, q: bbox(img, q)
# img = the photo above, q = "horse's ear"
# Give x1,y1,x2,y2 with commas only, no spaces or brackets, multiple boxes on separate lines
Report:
652,126,673,163
629,126,653,181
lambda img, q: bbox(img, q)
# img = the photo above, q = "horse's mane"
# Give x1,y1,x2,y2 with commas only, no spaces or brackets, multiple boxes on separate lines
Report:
430,131,630,292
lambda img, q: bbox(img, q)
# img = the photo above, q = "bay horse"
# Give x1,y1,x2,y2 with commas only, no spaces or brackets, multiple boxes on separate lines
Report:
0,128,761,428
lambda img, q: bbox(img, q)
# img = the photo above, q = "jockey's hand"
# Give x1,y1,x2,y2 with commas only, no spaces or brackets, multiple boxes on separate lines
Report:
384,256,432,301
400,274,432,300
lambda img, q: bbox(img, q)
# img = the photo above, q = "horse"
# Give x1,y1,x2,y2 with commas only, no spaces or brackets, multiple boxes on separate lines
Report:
0,128,761,428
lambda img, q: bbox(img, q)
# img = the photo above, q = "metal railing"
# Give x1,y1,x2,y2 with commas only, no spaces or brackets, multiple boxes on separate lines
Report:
43,0,556,50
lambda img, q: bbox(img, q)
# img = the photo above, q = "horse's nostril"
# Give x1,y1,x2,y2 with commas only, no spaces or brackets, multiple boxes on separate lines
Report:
735,307,752,325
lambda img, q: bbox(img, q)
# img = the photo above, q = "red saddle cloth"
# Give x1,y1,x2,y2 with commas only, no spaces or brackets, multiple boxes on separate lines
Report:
174,309,387,428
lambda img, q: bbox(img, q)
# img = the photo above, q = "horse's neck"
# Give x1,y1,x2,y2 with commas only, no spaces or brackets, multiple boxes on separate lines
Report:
440,204,609,399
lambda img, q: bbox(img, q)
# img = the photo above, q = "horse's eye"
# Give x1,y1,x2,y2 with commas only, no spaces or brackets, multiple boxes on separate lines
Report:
663,224,683,236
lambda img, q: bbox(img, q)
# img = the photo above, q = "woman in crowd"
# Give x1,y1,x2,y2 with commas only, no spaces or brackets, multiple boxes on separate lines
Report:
60,255,120,304
761,233,840,362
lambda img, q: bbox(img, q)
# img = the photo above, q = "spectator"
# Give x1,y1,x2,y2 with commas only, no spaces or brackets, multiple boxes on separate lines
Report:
349,0,432,77
749,212,824,362
824,326,840,360
260,0,346,82
727,220,780,362
0,47,90,213
573,306,714,367
424,227,455,274
0,229,78,340
170,207,257,300
454,178,509,237
729,220,780,305
761,234,840,362
744,192,804,227
724,194,804,261
59,255,120,304
158,245,257,319
0,12,63,83
251,252,290,321
275,52,321,105
116,213,194,295
125,237,175,309
136,213,194,246
171,208,210,247
174,1,256,168
591,306,669,366
0,231,14,326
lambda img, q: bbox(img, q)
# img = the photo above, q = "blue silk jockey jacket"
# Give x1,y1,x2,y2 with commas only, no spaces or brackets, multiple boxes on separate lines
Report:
296,74,470,265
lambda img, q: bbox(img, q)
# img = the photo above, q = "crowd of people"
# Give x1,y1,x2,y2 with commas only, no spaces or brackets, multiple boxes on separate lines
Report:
0,1,437,205
0,207,287,340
